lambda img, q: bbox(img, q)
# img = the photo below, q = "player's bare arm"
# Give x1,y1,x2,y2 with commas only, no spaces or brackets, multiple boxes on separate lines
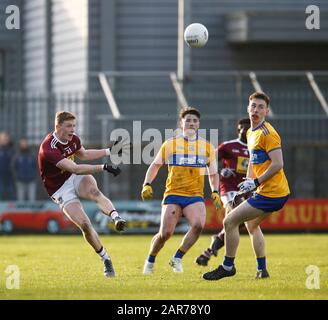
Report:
75,146,108,161
256,148,284,184
143,162,162,185
75,139,131,161
143,149,164,185
207,160,219,192
207,160,222,209
56,158,120,176
246,161,255,179
141,149,164,201
56,158,103,175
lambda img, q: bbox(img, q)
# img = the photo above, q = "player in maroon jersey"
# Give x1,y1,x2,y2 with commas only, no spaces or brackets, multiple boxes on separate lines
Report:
38,111,127,278
195,118,251,266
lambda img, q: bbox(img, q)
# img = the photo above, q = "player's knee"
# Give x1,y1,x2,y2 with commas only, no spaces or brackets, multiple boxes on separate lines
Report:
223,216,233,231
246,223,259,235
191,222,203,234
225,203,233,214
160,230,173,241
79,220,93,233
88,187,101,199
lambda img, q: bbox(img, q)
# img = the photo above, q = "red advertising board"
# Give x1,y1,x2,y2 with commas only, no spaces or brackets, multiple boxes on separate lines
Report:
205,199,328,231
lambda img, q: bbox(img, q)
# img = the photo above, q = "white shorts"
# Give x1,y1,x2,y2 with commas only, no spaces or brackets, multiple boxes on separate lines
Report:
51,174,85,210
221,191,238,208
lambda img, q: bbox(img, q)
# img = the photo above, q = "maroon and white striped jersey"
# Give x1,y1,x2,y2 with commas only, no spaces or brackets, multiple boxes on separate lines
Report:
38,133,81,196
218,139,249,195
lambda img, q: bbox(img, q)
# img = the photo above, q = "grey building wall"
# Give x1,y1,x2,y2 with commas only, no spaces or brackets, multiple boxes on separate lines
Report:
89,0,328,76
22,0,90,141
2,0,328,94
23,0,48,92
190,0,328,71
0,0,22,91
18,0,328,98
0,0,23,138
86,0,328,120
22,0,89,94
23,0,49,142
115,0,178,71
51,0,88,93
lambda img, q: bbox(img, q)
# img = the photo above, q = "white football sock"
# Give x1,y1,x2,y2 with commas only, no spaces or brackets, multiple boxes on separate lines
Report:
110,210,119,220
97,247,110,262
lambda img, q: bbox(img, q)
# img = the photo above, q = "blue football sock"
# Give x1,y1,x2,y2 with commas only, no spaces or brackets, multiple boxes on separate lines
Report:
257,257,266,270
148,255,156,263
222,256,235,271
174,249,186,259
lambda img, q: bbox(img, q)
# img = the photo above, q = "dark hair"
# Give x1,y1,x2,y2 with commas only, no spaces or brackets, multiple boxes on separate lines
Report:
179,107,201,120
238,118,251,126
249,92,270,106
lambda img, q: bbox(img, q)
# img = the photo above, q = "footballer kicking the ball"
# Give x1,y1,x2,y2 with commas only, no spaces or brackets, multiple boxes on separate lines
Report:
38,111,126,278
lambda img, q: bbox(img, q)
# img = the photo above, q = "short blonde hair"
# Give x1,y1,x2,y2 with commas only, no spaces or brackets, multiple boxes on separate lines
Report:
55,111,76,126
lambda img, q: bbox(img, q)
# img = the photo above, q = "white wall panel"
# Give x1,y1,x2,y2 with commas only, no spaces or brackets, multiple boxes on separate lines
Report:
51,0,88,93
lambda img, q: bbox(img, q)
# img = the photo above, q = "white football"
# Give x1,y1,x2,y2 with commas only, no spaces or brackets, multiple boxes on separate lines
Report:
184,23,208,48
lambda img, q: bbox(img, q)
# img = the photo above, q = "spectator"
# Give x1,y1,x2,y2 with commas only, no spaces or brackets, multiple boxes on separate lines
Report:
13,138,38,201
0,131,15,200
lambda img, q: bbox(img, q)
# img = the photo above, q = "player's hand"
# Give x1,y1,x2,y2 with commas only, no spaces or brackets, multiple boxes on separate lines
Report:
109,137,132,156
211,191,222,210
238,178,260,193
141,183,153,201
232,191,251,208
103,163,121,177
220,168,235,178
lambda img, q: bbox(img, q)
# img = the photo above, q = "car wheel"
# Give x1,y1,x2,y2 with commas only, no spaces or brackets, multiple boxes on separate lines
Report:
47,219,60,234
2,219,14,233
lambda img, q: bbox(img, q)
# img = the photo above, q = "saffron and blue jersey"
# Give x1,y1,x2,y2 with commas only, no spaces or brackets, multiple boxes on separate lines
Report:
247,121,290,198
158,135,216,199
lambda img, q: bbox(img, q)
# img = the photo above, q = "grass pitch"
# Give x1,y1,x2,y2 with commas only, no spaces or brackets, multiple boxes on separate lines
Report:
0,234,327,300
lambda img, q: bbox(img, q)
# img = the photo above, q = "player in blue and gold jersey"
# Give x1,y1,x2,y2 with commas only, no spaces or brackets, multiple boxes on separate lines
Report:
203,92,290,281
141,107,221,274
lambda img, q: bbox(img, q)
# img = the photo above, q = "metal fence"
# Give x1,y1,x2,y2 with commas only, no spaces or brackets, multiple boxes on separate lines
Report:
0,91,107,145
1,71,328,199
1,71,328,144
97,115,328,200
1,93,327,145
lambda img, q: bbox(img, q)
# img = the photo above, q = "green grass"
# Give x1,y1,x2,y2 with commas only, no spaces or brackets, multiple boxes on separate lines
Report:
0,234,327,300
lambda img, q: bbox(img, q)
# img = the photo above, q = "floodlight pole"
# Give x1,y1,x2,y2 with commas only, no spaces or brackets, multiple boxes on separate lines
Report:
177,0,185,83
249,72,275,117
306,72,328,116
98,72,121,119
170,72,188,108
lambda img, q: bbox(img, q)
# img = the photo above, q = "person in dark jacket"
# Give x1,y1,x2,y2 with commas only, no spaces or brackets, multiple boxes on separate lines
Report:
0,131,15,200
13,138,38,201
